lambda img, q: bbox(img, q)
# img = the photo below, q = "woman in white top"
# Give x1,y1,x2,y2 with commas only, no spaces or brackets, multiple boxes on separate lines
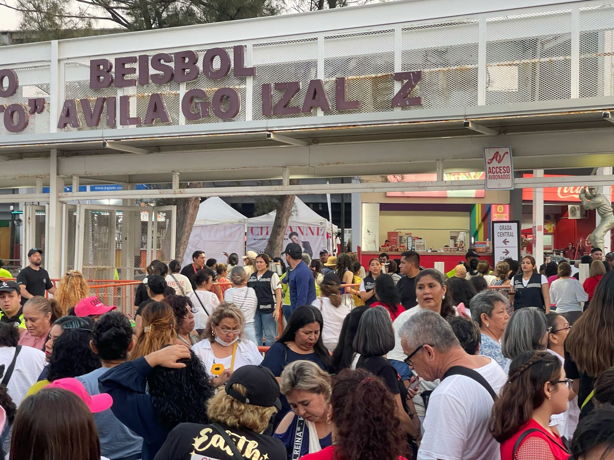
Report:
224,266,258,344
477,260,497,286
192,303,263,388
187,268,220,333
165,260,194,296
311,272,350,351
549,262,588,325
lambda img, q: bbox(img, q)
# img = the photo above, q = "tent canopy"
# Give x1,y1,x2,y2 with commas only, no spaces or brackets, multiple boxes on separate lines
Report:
247,197,335,229
194,197,247,226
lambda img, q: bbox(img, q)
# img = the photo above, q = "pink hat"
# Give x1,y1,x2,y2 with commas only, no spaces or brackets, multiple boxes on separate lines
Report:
47,378,113,413
75,296,116,317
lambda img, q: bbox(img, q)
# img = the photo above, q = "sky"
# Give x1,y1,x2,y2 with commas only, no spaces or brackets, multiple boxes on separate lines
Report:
0,3,20,30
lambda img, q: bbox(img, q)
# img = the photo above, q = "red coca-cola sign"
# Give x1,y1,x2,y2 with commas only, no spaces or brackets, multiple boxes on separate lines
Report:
523,175,613,202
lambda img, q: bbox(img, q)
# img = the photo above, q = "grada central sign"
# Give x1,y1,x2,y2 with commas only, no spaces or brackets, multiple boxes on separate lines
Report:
0,45,424,133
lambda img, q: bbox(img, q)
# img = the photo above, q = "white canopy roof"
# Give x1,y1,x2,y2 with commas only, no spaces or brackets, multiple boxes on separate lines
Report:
193,197,247,226
247,197,335,229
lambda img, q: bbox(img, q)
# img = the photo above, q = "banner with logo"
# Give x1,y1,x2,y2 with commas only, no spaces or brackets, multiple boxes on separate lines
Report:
484,147,514,190
182,224,246,267
246,225,327,259
522,174,614,202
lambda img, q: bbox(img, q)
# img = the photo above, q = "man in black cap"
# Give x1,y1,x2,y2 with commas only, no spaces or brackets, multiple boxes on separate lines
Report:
154,365,286,460
285,243,316,313
16,248,55,306
0,280,26,329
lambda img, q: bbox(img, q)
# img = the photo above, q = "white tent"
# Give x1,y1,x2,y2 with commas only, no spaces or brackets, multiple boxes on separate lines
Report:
182,197,247,266
246,197,337,258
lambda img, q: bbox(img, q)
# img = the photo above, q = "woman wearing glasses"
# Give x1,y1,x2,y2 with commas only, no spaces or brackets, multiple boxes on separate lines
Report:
192,303,263,388
546,313,579,440
491,350,572,460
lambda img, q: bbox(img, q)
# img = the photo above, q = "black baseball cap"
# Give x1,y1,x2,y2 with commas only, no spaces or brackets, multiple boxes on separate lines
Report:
319,249,329,256
0,281,20,294
465,250,479,259
284,243,303,260
27,248,43,257
225,365,281,410
606,252,614,261
322,272,341,286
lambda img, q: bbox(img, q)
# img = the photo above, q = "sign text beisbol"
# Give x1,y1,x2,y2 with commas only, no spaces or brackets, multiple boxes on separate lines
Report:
0,45,423,133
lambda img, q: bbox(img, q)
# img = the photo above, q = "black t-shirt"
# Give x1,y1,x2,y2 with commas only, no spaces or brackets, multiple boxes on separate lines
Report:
136,299,154,317
564,349,595,419
180,264,199,290
357,355,408,411
16,266,53,305
397,275,417,310
154,422,287,460
134,282,150,307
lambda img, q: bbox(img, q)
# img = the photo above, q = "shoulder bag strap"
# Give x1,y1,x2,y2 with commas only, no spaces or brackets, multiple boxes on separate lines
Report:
2,345,22,386
291,417,306,460
443,366,498,401
169,273,185,296
512,428,542,458
193,292,210,316
581,390,595,410
210,423,245,460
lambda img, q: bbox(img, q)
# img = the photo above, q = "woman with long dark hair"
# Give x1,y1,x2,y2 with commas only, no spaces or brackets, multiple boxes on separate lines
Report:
99,344,215,460
445,277,477,318
371,274,404,320
359,259,382,306
330,305,369,373
565,269,614,419
301,368,410,460
490,351,571,460
262,305,332,425
510,255,551,313
10,388,104,460
335,253,354,294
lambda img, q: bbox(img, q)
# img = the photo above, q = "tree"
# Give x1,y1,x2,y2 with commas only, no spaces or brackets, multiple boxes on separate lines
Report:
281,0,372,13
13,0,95,41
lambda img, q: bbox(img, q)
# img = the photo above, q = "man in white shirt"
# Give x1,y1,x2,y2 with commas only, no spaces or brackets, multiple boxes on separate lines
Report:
400,310,507,460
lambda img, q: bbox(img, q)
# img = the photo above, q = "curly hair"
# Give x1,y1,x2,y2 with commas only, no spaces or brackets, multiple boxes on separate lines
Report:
148,350,215,431
0,322,19,347
0,384,17,425
490,350,561,442
332,368,408,460
130,301,176,360
47,328,101,382
92,312,133,361
55,271,90,317
207,383,278,433
335,254,353,281
165,295,193,333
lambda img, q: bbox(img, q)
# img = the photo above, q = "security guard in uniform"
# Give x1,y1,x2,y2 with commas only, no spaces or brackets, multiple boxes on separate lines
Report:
0,280,26,329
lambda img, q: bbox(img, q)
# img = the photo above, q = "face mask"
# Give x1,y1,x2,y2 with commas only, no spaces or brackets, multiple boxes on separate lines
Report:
215,335,239,347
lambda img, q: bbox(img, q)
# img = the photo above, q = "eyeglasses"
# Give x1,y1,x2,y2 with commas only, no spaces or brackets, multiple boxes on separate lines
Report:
551,378,573,390
549,325,572,334
216,326,242,335
404,344,427,367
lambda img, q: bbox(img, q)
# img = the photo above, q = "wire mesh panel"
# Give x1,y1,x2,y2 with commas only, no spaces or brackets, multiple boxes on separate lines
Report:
252,38,318,120
81,209,116,280
486,10,572,105
65,205,77,272
153,208,175,263
401,20,479,110
0,65,51,137
324,30,395,116
580,4,614,98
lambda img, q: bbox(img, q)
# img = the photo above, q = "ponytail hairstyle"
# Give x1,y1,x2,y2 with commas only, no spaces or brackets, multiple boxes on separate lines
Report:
130,301,176,360
195,268,215,288
495,262,510,281
320,280,342,308
490,350,562,442
24,296,62,323
332,368,408,460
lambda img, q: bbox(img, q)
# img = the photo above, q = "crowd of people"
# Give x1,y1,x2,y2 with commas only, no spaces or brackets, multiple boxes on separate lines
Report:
0,244,613,459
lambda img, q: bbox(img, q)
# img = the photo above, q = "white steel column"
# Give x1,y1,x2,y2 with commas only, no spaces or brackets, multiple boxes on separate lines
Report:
597,167,613,253
351,177,362,252
47,149,63,279
532,170,544,265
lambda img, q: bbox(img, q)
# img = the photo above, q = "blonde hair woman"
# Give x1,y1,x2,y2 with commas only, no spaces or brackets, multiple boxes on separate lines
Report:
129,301,176,360
192,303,263,388
154,365,285,460
55,270,90,317
275,360,333,458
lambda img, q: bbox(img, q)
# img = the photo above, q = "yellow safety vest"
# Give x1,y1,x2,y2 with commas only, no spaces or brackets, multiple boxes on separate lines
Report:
0,310,26,329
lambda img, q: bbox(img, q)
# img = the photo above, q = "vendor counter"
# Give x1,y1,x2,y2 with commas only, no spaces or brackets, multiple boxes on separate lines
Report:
361,252,494,274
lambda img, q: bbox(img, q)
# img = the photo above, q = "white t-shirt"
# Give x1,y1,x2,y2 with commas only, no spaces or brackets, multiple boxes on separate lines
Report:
165,273,194,296
418,357,507,460
549,277,588,313
311,297,350,346
188,290,220,330
192,339,263,378
224,287,258,324
0,345,46,407
522,274,548,287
